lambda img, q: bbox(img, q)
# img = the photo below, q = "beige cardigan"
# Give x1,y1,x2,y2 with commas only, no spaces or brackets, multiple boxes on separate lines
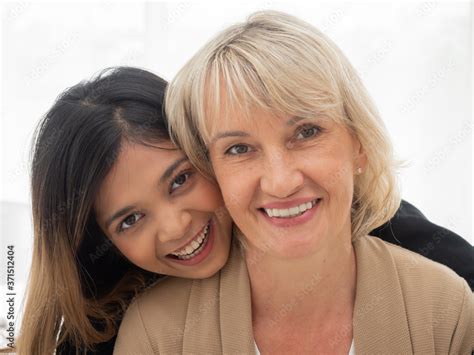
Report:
114,236,474,354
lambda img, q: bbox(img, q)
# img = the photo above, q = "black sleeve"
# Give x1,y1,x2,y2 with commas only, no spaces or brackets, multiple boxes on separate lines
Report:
56,334,116,355
56,337,117,355
370,200,474,291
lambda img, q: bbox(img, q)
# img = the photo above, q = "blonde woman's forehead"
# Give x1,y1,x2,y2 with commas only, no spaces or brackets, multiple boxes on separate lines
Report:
204,104,342,147
201,82,346,145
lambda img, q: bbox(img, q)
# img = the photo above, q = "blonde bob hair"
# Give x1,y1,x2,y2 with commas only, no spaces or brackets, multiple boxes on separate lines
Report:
166,10,400,240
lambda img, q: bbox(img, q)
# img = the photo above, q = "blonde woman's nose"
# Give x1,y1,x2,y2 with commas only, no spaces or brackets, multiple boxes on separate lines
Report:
259,150,304,198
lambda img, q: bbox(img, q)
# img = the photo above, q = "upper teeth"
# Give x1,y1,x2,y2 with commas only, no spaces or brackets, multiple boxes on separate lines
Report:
264,199,318,218
170,224,209,257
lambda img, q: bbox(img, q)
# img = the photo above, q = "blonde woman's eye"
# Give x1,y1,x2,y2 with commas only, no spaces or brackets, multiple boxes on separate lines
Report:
225,144,250,155
170,172,192,192
118,212,144,233
295,125,321,140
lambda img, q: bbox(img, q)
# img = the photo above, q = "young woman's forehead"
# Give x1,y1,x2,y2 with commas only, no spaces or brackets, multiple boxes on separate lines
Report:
95,143,184,209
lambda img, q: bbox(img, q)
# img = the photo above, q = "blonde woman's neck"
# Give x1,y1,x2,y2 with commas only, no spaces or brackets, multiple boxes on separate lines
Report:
244,231,356,354
244,232,356,325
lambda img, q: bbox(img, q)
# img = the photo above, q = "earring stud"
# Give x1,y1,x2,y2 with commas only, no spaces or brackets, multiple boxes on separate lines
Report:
356,167,362,175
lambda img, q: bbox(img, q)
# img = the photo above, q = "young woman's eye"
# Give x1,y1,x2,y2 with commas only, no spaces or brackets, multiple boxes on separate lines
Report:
295,125,321,140
118,212,144,233
170,171,192,192
225,144,250,155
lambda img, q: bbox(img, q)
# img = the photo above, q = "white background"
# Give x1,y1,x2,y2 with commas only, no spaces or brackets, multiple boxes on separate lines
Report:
0,1,473,346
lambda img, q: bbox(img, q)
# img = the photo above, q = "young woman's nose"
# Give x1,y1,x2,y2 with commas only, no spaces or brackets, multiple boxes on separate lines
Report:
155,208,193,244
259,149,304,198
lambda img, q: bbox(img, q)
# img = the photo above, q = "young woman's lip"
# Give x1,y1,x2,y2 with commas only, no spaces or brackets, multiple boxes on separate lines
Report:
260,197,320,209
166,219,215,266
168,221,210,255
260,198,322,227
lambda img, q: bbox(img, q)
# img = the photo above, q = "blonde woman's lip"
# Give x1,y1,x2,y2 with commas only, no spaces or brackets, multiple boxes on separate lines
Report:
262,198,319,219
260,197,320,210
260,198,322,227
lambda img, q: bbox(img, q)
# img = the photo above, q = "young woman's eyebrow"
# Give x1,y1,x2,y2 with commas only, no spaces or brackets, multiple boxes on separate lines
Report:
159,156,188,183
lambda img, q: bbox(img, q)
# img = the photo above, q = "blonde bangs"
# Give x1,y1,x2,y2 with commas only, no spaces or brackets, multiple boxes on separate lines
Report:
199,32,346,144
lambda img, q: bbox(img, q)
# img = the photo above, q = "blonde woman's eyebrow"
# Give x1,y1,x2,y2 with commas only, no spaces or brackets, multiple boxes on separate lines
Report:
210,131,250,144
210,117,310,144
286,116,307,126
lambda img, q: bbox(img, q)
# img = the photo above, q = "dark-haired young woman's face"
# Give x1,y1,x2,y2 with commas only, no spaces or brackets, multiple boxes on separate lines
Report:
94,141,232,279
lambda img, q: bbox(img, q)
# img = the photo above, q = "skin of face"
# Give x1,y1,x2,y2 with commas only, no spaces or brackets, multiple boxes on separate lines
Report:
94,141,232,279
208,108,366,260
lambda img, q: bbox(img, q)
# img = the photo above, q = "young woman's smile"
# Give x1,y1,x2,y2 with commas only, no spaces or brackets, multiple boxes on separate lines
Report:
94,141,232,278
165,218,215,266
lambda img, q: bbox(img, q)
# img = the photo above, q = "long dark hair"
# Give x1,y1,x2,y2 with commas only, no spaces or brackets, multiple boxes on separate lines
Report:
17,67,169,354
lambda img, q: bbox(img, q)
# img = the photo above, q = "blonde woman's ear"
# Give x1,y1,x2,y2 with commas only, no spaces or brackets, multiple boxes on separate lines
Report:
353,139,367,175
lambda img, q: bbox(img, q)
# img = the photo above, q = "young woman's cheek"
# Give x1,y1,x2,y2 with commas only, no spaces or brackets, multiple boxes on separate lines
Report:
190,177,225,211
111,226,153,264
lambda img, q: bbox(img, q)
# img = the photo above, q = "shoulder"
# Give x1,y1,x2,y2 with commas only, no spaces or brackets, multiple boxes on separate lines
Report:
114,276,195,354
125,274,195,329
358,235,467,292
371,200,474,290
356,235,469,302
355,235,473,353
133,275,194,314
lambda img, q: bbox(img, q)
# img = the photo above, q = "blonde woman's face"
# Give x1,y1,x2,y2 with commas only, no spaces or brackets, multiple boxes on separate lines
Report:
94,141,232,279
208,108,366,259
